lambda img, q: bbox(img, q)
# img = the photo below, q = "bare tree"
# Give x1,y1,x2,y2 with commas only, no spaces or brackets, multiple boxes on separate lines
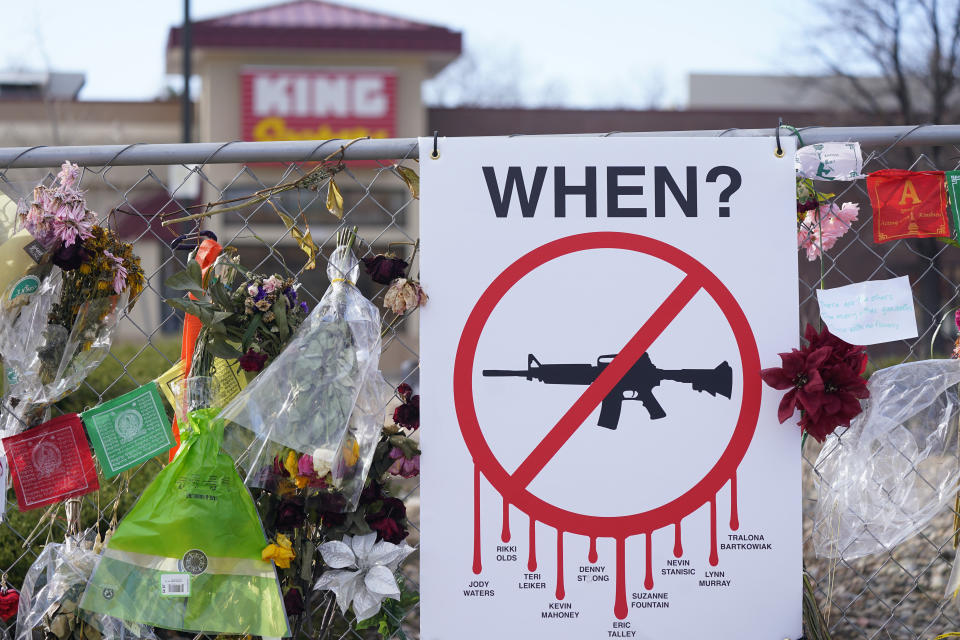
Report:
815,0,960,124
813,0,960,340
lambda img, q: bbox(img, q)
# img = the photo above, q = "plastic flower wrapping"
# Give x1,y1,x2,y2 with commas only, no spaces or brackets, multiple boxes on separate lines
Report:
220,239,389,511
812,359,960,560
0,163,142,433
16,528,156,640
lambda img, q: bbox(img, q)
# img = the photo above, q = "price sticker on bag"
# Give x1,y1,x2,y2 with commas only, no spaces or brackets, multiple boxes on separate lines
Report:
160,573,191,597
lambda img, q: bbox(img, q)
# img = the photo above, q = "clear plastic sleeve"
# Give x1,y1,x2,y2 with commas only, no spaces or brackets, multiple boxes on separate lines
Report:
0,268,128,434
16,529,156,640
219,246,385,511
812,359,960,559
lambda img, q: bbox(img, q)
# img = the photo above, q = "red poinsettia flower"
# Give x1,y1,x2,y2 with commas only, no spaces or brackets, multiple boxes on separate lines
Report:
760,324,869,443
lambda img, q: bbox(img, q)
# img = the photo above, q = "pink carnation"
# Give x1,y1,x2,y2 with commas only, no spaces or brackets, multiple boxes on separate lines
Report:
798,202,859,261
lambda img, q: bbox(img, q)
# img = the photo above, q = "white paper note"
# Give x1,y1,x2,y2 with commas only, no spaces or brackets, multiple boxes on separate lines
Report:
816,276,918,345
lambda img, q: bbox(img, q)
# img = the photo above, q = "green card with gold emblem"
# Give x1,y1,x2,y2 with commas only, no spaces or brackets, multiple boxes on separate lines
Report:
81,382,174,477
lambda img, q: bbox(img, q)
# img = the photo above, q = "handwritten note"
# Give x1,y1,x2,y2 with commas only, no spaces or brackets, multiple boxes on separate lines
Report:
816,276,918,346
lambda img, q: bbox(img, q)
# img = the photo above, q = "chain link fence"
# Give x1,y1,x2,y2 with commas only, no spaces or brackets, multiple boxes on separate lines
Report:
0,126,958,640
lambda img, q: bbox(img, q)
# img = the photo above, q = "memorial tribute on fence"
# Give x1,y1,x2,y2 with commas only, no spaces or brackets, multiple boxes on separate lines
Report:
419,136,801,639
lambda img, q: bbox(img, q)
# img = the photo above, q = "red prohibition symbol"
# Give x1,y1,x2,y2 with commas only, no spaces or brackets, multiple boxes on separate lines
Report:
453,231,762,619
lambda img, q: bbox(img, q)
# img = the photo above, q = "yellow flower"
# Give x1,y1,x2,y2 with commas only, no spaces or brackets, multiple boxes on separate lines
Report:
294,475,310,489
79,264,92,275
342,438,360,467
283,450,298,480
261,533,295,569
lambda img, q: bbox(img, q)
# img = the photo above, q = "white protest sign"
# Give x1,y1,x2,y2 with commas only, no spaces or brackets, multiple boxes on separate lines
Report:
420,136,801,640
816,276,918,346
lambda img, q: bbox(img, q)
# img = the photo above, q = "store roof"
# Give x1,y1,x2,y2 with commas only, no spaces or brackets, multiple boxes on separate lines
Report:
167,0,461,53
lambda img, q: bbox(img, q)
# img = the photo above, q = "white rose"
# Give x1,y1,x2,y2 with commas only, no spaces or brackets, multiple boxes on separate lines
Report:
312,448,335,477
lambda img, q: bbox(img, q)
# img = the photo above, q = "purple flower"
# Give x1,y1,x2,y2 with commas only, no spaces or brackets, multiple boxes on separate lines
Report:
51,242,90,271
299,301,308,313
388,448,420,478
104,250,128,294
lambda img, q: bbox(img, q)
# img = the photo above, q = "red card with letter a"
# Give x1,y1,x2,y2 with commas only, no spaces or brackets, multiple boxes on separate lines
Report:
868,169,949,243
2,414,99,511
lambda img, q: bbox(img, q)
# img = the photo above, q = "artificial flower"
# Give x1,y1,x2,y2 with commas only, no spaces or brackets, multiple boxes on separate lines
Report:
239,348,268,372
760,324,869,442
383,278,428,314
262,533,296,569
388,448,420,478
797,202,859,261
283,587,305,616
363,254,409,285
314,532,414,621
274,500,305,531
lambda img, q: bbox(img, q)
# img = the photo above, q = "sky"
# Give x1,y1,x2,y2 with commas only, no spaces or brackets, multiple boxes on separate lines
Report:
0,0,818,108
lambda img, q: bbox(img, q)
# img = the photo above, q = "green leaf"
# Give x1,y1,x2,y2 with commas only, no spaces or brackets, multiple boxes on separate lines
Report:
273,298,289,341
211,311,234,324
164,269,205,296
241,315,262,351
208,337,242,359
209,280,233,309
165,297,208,318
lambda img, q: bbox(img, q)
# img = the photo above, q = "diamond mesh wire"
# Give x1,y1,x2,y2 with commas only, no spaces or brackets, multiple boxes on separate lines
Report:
0,129,957,640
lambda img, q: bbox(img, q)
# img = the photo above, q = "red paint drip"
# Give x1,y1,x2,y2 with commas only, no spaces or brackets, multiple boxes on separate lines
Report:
588,536,598,563
673,521,683,558
729,473,740,531
501,497,511,542
527,516,537,571
555,529,565,600
473,465,482,574
614,537,627,620
644,532,654,590
709,496,719,566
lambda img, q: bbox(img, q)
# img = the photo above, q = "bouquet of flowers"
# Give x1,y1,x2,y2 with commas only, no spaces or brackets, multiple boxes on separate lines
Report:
164,251,309,380
218,229,386,512
0,162,143,432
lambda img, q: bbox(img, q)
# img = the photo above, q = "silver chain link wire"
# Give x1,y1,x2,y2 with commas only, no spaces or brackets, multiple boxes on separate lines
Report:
0,127,958,640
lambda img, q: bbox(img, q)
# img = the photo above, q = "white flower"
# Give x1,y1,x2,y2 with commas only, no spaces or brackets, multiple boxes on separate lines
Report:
383,278,428,315
247,284,259,296
314,532,414,621
312,447,335,477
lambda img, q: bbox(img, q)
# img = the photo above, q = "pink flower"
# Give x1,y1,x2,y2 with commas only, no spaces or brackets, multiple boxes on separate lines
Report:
104,250,128,294
297,453,314,477
56,162,81,191
247,284,260,297
798,202,859,261
262,275,283,293
388,447,420,478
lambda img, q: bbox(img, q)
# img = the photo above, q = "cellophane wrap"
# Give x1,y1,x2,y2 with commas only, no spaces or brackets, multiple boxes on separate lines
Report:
812,359,960,559
16,529,156,640
0,268,128,434
80,408,289,637
219,246,385,511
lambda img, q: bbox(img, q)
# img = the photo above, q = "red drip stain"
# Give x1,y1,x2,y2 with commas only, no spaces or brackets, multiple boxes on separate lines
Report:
644,532,654,590
673,521,683,558
473,465,482,574
729,473,739,531
588,536,598,563
614,537,627,620
502,497,511,542
555,529,566,600
527,516,537,571
709,496,719,566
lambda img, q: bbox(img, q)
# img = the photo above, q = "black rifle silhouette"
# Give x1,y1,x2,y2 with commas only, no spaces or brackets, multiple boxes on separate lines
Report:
483,353,733,430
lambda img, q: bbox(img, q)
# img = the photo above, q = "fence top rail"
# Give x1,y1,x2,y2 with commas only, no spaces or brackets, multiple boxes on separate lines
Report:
0,124,958,169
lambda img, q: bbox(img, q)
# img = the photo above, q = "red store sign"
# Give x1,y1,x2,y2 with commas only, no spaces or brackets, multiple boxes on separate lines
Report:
240,67,397,142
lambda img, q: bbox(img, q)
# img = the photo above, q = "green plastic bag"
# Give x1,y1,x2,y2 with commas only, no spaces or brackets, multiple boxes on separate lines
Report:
80,408,289,637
